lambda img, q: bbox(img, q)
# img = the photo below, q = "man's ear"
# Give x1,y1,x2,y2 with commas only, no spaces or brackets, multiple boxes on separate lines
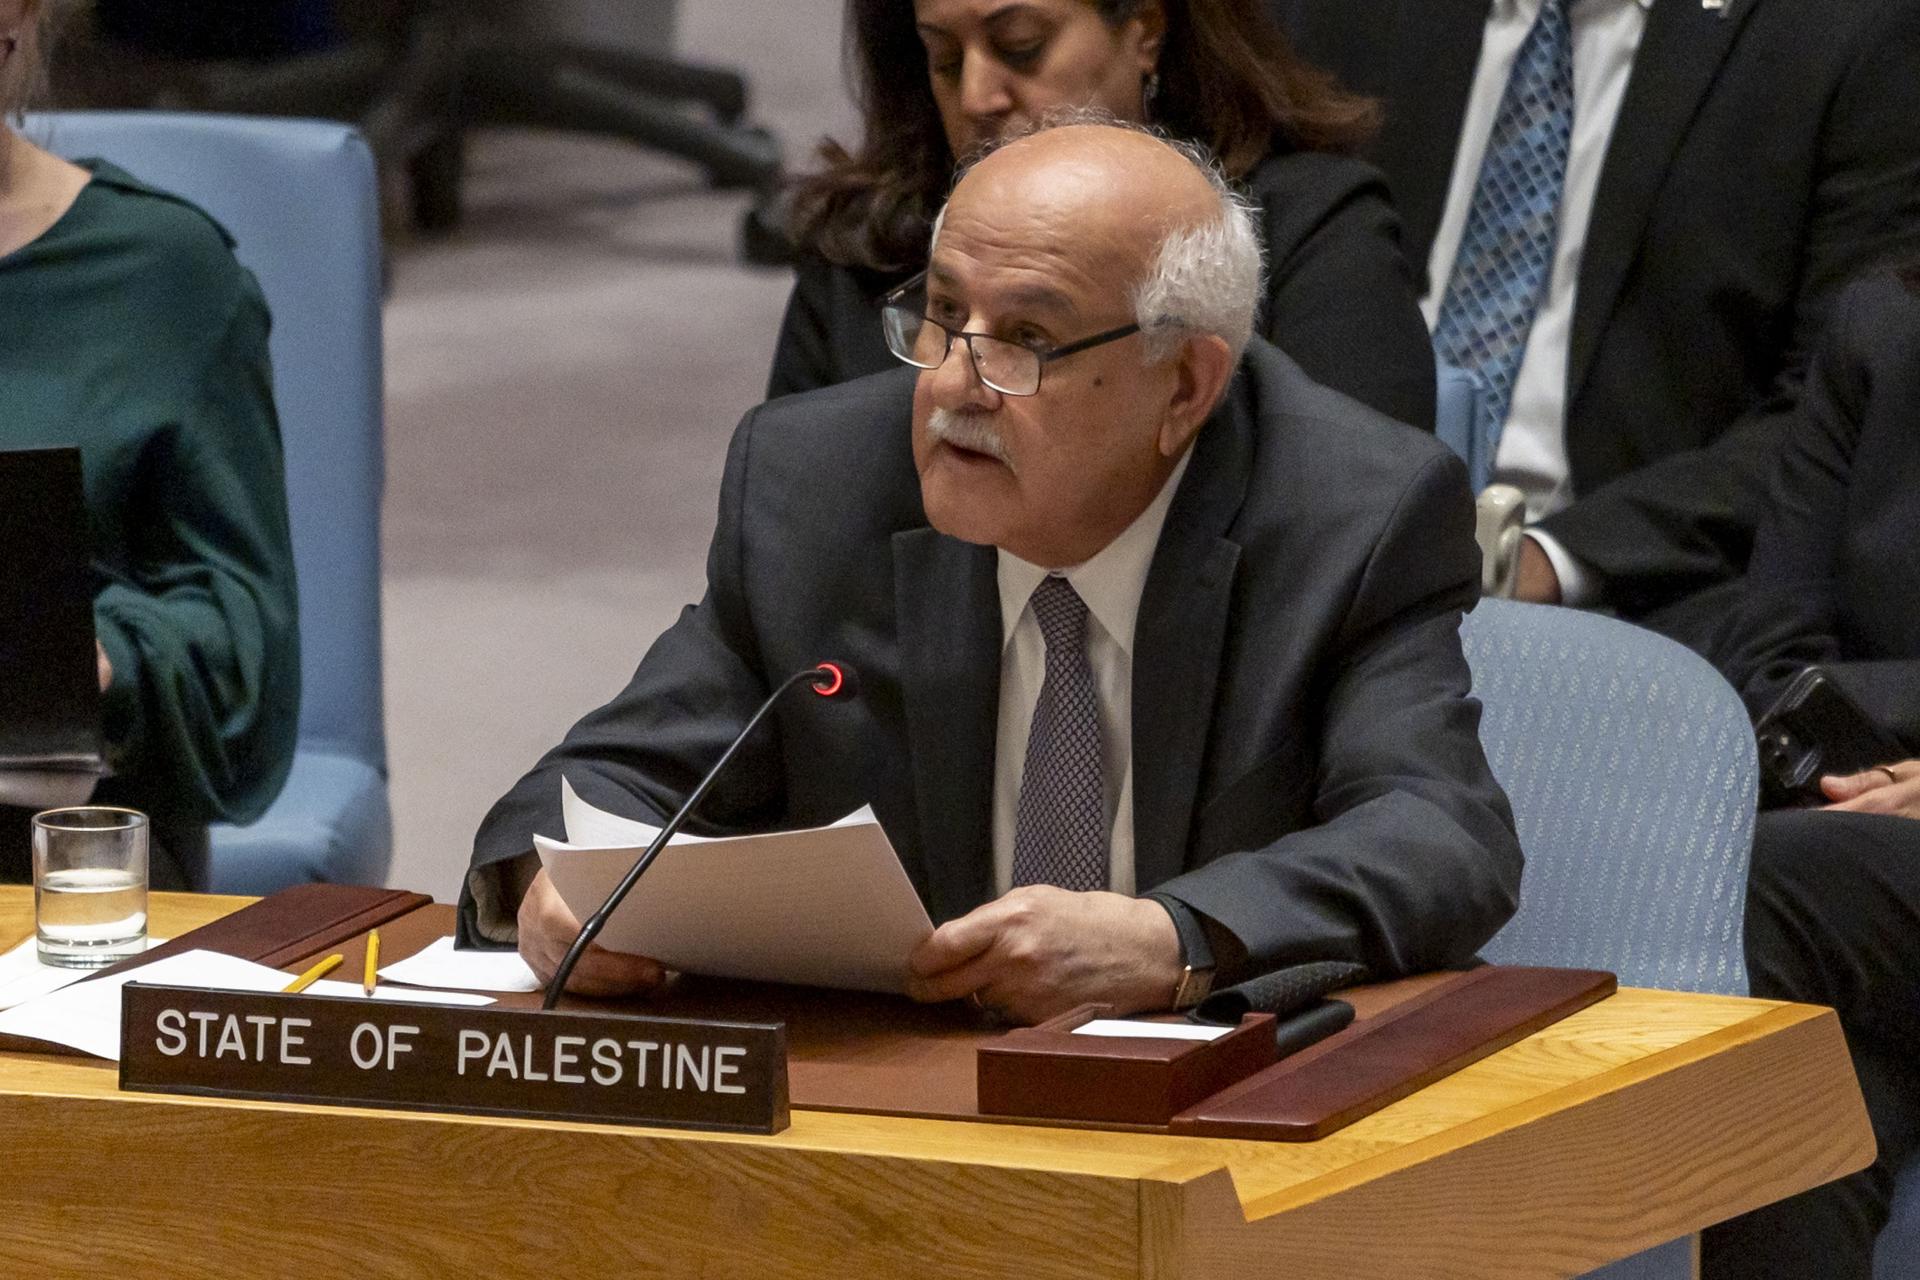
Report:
1158,333,1234,458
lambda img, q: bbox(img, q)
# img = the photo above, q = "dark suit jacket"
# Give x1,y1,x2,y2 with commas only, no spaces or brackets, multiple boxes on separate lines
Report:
1715,272,1920,752
766,149,1440,432
1275,0,1920,635
463,343,1521,981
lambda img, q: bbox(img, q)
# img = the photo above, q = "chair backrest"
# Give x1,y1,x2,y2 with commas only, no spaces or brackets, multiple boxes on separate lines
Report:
1435,361,1492,493
1463,600,1755,995
27,111,388,775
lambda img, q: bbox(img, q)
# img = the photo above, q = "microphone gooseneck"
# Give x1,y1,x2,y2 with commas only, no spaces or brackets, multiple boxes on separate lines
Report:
541,660,858,1009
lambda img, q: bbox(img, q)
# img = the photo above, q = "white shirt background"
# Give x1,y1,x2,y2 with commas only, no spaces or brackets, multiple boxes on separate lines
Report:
1423,0,1652,603
990,454,1190,897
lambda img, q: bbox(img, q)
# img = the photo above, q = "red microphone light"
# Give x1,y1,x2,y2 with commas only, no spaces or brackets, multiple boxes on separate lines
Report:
811,661,846,698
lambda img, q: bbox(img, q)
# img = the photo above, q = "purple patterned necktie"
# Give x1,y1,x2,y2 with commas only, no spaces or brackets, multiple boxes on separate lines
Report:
1011,576,1108,892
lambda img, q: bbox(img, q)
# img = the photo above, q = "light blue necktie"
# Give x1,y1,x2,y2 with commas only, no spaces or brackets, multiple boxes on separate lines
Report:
1011,577,1108,893
1432,0,1577,440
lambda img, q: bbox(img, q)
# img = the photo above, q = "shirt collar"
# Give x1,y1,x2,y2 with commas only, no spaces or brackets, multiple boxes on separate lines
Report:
995,451,1193,655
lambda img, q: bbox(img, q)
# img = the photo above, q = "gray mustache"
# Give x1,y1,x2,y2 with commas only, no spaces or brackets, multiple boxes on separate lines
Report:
927,409,1014,470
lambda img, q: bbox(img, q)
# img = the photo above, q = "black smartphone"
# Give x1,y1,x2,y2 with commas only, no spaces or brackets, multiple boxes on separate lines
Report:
1754,667,1904,809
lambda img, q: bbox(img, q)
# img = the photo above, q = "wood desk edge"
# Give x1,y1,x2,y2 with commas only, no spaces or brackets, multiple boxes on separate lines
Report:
0,892,1873,1239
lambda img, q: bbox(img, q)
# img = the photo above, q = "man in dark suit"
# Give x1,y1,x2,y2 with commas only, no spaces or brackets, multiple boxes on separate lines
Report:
463,122,1521,1022
1273,0,1920,646
1702,268,1920,1278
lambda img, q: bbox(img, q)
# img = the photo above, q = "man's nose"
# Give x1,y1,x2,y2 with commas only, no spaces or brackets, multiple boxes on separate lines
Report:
926,334,1001,412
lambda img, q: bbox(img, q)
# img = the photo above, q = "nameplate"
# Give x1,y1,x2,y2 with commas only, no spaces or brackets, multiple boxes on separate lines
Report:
118,983,789,1135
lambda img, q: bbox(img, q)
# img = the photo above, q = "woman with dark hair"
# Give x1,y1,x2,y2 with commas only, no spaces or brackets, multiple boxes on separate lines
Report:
0,0,299,887
1698,267,1920,1280
767,0,1437,430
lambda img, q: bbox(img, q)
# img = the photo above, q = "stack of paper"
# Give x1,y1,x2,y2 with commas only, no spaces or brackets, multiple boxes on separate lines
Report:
536,778,933,993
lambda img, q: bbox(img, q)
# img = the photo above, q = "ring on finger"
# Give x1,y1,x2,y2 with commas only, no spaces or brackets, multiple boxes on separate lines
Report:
1877,765,1900,784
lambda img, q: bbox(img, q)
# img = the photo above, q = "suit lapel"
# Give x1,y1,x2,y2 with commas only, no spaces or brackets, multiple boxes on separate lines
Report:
892,528,1001,922
1378,0,1493,278
1130,387,1251,894
1568,0,1757,400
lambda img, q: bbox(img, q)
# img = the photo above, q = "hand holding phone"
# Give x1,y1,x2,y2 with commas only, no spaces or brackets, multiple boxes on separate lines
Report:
1754,667,1905,809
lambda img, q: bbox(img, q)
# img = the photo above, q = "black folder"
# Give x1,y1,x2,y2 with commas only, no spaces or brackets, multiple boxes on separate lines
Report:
0,447,104,796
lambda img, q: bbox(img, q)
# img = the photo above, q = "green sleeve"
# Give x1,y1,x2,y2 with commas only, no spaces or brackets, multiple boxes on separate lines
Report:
93,277,301,826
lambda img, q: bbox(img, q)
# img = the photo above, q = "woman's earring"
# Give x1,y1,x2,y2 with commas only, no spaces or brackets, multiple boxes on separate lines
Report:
1142,70,1162,118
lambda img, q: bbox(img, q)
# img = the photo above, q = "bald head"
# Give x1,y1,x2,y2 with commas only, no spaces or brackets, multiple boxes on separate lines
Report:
952,123,1222,277
934,121,1264,364
962,123,1225,223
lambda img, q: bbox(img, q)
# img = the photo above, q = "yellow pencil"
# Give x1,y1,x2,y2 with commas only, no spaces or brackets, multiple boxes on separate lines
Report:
363,929,381,997
282,953,343,994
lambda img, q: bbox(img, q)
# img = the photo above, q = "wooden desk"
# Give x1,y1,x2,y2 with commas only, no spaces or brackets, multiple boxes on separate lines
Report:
0,891,1872,1279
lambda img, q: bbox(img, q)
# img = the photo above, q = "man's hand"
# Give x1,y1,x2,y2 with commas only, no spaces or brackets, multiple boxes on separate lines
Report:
904,886,1182,1024
1513,537,1563,604
1821,761,1920,821
517,868,668,997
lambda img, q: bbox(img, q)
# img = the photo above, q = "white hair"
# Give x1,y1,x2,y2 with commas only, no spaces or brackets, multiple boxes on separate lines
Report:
935,114,1267,367
1130,141,1265,365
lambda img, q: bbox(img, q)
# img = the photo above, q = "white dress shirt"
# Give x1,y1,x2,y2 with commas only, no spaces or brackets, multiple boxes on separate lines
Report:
1422,0,1652,605
991,453,1191,898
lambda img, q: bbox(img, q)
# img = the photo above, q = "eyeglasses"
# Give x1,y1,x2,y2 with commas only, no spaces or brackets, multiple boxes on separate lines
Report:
880,272,1140,397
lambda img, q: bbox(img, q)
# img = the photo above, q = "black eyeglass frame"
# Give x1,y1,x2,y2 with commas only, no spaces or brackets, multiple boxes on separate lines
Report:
880,270,1142,397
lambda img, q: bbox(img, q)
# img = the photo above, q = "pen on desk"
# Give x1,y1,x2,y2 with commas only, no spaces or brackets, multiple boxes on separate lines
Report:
363,929,380,996
283,953,343,994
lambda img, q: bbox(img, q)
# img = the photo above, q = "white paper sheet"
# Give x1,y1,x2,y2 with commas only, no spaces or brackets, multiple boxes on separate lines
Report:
301,980,495,1008
0,949,296,1060
0,936,170,1012
537,777,933,994
377,936,541,994
558,777,878,848
1071,1019,1232,1042
0,948,497,1061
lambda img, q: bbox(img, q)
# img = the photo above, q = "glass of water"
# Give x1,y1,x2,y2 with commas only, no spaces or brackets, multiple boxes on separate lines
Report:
32,807,149,969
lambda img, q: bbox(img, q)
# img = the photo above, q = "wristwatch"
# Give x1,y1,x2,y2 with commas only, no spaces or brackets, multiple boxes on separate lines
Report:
1152,895,1217,1010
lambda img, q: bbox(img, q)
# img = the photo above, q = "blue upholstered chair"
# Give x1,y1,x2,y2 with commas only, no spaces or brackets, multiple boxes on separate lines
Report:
1461,599,1758,1279
1436,361,1494,493
29,112,391,893
1466,599,1755,994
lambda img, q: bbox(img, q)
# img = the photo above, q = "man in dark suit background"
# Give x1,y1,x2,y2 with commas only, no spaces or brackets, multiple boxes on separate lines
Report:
1273,0,1920,647
462,122,1520,1022
1701,268,1920,1278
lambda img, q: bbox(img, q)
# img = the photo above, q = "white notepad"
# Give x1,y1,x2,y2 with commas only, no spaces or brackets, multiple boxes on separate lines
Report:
536,777,934,994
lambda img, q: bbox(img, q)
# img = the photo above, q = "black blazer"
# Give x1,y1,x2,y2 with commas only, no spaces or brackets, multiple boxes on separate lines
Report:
464,343,1521,980
1275,0,1920,633
1715,272,1920,752
766,149,1440,432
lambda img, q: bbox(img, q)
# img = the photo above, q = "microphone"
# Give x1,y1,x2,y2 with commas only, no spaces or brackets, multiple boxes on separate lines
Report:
542,660,859,1009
